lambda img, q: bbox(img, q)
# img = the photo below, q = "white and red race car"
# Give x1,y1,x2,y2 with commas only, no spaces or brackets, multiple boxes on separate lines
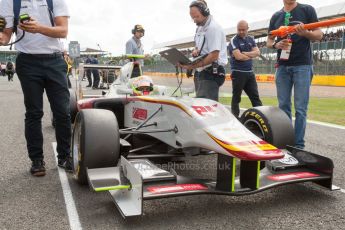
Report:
70,59,337,218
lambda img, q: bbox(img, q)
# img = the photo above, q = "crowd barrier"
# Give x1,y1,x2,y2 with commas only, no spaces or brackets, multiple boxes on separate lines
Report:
144,72,345,87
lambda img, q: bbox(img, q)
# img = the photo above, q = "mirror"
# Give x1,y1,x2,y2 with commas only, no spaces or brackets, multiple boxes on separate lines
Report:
181,87,194,95
116,88,133,95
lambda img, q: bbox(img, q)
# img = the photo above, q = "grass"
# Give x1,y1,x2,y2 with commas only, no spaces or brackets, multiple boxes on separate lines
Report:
220,96,345,126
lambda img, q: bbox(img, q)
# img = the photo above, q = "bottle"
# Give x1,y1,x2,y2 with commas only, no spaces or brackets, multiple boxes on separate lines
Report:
280,35,292,60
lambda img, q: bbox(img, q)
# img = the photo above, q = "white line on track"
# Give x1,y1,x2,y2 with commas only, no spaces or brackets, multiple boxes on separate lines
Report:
237,107,345,130
52,142,82,230
306,119,345,130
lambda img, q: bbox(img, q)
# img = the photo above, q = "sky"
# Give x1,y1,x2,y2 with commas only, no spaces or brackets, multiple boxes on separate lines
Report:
1,0,344,54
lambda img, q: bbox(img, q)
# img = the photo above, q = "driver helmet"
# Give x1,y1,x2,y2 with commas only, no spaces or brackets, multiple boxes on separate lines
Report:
130,76,154,96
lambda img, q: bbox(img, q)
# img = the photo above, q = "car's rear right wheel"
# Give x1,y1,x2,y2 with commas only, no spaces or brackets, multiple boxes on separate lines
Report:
240,106,295,169
240,106,295,149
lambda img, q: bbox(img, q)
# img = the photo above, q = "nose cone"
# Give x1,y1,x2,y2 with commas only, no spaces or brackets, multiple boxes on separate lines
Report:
208,133,285,161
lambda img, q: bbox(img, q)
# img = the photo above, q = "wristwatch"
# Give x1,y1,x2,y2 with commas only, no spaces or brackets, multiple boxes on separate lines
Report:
272,41,278,49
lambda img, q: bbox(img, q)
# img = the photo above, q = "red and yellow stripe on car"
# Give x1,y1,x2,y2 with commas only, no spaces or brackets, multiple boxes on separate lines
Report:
207,133,284,161
128,96,192,117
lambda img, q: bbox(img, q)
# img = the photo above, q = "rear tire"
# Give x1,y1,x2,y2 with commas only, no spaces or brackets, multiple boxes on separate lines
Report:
240,106,295,149
72,109,120,185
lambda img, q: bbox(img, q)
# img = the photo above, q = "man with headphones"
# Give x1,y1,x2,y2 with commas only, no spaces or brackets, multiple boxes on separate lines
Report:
179,0,228,101
126,24,145,65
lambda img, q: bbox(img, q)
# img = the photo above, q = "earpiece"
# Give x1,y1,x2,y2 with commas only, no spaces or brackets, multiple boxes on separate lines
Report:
132,24,145,35
189,1,210,17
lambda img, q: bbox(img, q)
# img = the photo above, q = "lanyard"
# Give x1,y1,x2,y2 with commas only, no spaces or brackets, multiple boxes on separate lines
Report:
284,12,291,26
194,27,206,56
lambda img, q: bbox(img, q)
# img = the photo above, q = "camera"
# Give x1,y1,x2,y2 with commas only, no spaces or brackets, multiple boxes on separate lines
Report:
212,62,219,75
19,14,31,23
186,69,194,78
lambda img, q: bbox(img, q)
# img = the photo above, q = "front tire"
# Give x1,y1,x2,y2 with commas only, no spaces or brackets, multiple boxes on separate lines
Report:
72,109,120,185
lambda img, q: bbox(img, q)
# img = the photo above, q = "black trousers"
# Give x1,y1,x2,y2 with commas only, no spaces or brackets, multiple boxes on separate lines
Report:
231,71,262,117
16,53,71,161
86,69,92,86
92,69,100,88
6,71,14,81
194,66,225,101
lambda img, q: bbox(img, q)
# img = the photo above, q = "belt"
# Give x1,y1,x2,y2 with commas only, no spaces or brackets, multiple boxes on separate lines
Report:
196,64,212,72
19,52,63,59
198,65,224,73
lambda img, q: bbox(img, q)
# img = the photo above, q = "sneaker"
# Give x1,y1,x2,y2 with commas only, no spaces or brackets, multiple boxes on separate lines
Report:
30,160,46,177
58,157,73,172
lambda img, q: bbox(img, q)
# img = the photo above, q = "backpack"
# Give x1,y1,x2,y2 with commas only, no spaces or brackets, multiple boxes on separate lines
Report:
13,0,54,33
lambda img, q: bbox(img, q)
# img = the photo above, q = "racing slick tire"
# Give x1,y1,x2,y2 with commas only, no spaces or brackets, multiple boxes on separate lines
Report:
72,109,120,185
240,106,295,149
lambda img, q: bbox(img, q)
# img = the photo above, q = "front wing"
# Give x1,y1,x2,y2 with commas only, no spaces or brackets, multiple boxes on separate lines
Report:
87,146,337,218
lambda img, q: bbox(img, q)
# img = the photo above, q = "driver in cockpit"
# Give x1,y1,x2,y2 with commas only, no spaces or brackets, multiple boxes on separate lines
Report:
129,76,154,96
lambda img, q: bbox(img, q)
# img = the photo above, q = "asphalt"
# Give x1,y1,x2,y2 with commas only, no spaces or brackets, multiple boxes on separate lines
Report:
0,75,345,230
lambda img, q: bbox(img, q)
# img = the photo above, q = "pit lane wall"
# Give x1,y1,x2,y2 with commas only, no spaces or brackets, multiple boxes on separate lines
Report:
144,72,345,87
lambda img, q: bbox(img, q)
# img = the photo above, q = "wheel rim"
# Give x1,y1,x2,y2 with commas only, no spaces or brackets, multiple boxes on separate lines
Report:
72,119,82,175
243,119,266,140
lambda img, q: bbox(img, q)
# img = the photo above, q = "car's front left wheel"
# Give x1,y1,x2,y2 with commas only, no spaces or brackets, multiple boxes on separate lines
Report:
72,109,120,185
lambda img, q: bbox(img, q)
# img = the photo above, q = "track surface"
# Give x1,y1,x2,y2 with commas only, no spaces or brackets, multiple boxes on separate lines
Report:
0,75,344,230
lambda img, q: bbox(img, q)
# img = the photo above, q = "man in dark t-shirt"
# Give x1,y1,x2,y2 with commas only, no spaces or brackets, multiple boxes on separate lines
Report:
228,20,262,118
266,0,323,149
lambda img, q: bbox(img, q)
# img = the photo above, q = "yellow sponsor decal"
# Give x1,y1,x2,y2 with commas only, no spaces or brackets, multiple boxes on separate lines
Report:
244,111,268,133
95,185,131,192
208,133,276,152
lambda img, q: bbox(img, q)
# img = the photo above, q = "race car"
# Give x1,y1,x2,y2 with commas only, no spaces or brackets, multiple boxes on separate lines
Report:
70,57,337,218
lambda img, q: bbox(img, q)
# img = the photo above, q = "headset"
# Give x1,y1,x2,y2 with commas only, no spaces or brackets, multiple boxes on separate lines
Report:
189,0,210,17
132,24,145,35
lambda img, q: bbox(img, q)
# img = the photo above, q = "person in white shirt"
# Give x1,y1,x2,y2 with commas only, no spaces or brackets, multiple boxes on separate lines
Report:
0,0,72,176
179,0,228,101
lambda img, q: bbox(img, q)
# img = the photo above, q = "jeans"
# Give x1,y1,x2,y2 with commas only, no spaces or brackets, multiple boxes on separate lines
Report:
16,53,71,161
231,71,262,118
275,65,313,149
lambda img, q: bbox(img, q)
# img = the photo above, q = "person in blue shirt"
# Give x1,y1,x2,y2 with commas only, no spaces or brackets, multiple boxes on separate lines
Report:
266,0,323,149
84,56,92,87
228,20,262,118
126,25,145,66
